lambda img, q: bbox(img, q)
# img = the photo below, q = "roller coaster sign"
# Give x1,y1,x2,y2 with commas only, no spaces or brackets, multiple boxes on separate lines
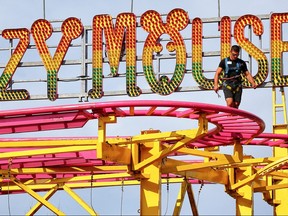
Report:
0,9,288,101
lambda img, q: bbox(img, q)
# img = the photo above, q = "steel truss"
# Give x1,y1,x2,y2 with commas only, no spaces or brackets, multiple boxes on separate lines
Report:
0,100,287,215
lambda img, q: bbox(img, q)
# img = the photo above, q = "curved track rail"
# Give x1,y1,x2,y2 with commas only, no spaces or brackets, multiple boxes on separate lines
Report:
0,100,287,215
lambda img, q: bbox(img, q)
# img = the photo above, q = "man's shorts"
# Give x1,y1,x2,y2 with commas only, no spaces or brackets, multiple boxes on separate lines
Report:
223,82,242,103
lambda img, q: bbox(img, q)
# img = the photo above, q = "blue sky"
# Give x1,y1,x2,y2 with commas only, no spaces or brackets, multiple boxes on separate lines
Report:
0,0,288,215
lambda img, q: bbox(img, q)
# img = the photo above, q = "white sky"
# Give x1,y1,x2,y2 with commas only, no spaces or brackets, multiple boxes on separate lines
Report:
0,0,288,215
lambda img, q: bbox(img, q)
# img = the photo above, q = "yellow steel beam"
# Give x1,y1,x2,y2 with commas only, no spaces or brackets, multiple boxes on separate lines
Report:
10,177,65,215
63,185,98,216
26,186,58,216
272,86,288,215
198,113,208,133
0,139,98,148
131,141,139,170
173,180,187,216
140,141,162,215
0,145,95,159
176,147,228,160
0,144,129,167
0,133,184,148
273,149,288,212
134,128,206,171
1,173,140,190
0,129,201,149
230,156,288,190
177,168,227,185
1,180,141,192
162,158,228,184
107,130,187,145
1,165,129,175
254,183,288,192
0,181,56,192
46,172,133,184
97,115,116,159
100,142,131,164
268,171,288,179
0,177,188,193
165,156,240,172
96,115,131,164
165,153,234,171
235,157,278,168
186,181,199,216
272,87,288,125
233,140,243,162
175,147,281,168
235,167,253,216
260,176,273,204
172,180,199,215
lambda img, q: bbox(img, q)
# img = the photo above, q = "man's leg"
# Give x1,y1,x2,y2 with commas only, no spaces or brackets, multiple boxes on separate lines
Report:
233,87,242,109
223,85,235,107
225,97,235,107
234,101,240,109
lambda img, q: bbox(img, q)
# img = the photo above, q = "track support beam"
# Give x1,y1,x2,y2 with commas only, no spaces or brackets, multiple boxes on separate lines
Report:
140,140,162,215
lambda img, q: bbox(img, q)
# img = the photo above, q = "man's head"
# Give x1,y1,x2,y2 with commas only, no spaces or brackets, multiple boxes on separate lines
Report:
230,45,240,60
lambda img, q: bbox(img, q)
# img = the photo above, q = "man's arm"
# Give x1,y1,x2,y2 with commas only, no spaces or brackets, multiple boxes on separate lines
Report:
244,71,257,89
214,67,223,93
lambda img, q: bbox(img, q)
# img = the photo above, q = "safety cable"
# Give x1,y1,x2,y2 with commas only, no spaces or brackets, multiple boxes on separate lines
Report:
163,174,170,216
7,158,12,216
196,180,204,208
120,178,124,216
90,172,96,213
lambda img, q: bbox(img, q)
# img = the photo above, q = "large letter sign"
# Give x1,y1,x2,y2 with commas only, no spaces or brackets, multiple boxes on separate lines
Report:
89,13,141,99
31,17,83,101
0,28,30,100
234,15,268,87
141,9,188,95
271,13,288,86
0,9,287,101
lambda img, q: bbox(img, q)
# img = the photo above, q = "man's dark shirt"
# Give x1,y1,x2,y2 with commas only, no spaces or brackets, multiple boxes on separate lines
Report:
218,57,248,84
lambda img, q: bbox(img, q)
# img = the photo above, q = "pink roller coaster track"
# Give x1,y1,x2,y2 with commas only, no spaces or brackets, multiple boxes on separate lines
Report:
0,100,287,194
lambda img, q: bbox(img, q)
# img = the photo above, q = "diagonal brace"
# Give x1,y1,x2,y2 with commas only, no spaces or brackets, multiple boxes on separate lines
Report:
11,177,65,215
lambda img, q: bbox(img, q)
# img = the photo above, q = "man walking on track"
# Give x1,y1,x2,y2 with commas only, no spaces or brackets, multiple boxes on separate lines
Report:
214,45,257,109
